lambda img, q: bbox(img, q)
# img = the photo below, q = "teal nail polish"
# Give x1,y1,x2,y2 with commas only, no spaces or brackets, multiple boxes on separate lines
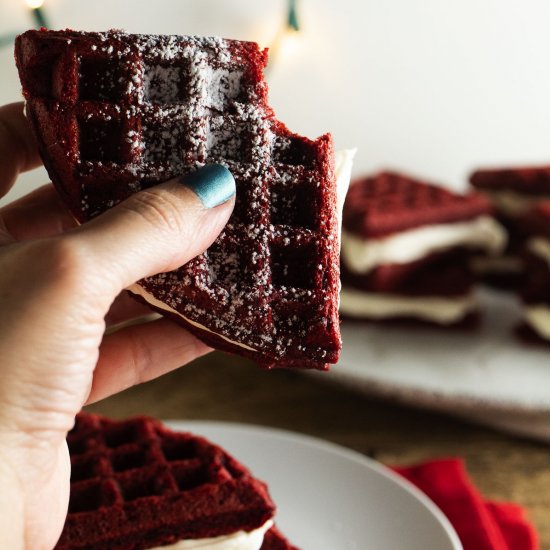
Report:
180,164,236,208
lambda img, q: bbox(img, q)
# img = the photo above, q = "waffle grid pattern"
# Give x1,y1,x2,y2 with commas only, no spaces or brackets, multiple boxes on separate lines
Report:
17,30,340,368
344,171,491,238
57,414,274,549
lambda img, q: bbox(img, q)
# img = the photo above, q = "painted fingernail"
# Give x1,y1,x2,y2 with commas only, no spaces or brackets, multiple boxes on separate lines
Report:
179,164,236,208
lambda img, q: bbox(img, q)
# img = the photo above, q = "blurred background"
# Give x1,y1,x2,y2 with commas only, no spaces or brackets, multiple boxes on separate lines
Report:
3,0,550,204
4,1,550,543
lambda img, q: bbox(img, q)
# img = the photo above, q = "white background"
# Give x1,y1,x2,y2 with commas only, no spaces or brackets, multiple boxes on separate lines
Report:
2,0,550,204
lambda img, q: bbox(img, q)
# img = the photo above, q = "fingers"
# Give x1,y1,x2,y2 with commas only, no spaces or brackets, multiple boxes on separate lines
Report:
69,164,236,298
0,103,42,196
87,317,211,403
0,184,76,241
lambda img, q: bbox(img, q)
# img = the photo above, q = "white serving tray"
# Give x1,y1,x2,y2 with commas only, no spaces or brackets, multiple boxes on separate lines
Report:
321,288,550,441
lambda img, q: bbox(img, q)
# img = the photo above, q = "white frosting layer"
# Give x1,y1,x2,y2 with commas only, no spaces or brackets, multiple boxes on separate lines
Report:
483,189,550,217
334,149,356,247
525,306,550,340
339,288,476,324
128,150,355,352
148,520,273,550
341,216,506,274
527,237,550,271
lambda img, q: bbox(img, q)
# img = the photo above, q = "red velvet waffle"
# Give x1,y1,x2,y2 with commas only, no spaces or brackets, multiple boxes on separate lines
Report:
58,413,293,549
340,250,474,296
340,260,479,329
519,201,550,240
15,29,340,370
470,166,550,195
343,171,492,239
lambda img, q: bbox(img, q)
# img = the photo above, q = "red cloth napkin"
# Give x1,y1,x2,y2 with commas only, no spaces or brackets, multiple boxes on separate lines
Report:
392,459,538,550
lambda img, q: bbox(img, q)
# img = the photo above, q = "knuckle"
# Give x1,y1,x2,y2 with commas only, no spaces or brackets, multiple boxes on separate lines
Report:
121,189,186,236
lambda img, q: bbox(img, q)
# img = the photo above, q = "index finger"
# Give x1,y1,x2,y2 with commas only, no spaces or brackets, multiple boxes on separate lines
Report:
0,102,42,197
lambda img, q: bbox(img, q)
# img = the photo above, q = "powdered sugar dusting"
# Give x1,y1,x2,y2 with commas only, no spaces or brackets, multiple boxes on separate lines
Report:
143,65,182,103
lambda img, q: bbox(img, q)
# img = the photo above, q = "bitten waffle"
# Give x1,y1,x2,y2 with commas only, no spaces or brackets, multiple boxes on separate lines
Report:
58,413,295,549
15,29,341,370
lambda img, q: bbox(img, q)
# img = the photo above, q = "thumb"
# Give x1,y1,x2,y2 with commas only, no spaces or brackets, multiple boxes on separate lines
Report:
70,164,235,296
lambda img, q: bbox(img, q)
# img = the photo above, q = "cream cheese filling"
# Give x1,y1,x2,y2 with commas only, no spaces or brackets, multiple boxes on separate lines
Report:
341,216,506,274
339,287,477,324
128,149,355,353
148,520,273,550
334,149,356,246
527,237,550,271
482,189,550,218
525,306,550,341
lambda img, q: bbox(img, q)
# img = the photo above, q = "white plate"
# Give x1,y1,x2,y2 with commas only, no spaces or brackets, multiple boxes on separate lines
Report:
166,421,461,550
325,288,550,439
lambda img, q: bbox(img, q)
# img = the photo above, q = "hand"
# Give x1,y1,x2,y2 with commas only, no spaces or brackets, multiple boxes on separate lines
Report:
0,102,235,550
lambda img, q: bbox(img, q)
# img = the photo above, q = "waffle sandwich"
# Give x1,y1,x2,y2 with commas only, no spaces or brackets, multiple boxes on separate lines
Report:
15,29,344,370
340,171,505,326
57,413,297,549
470,165,550,287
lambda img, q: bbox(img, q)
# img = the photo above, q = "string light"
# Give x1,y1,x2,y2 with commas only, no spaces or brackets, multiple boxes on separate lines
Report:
0,0,50,49
26,0,49,29
287,0,300,32
26,0,44,9
267,0,303,72
2,1,296,54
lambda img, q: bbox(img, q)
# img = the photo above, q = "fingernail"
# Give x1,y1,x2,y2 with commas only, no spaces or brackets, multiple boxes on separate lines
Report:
179,164,236,208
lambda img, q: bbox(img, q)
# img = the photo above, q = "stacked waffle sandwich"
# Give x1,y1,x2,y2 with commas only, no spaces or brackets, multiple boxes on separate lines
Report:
517,202,550,344
470,165,550,287
340,171,506,326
